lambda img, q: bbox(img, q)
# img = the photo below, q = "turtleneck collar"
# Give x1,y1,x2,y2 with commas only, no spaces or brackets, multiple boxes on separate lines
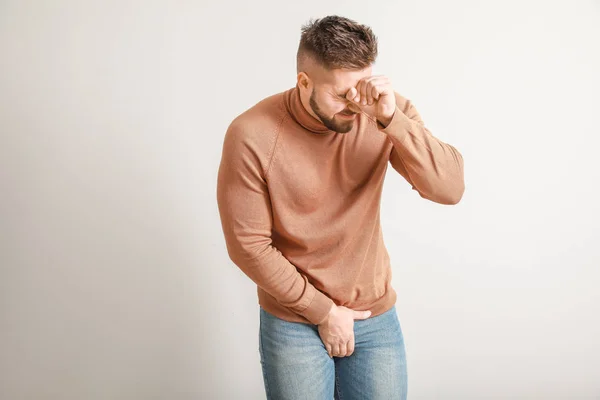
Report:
283,84,336,135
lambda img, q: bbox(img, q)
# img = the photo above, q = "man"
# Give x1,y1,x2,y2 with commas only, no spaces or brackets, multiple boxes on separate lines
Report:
216,15,464,400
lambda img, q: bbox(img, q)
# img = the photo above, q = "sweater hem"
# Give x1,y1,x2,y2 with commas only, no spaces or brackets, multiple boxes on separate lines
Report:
256,284,397,325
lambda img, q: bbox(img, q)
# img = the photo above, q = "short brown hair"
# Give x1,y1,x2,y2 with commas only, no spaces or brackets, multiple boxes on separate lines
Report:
297,15,378,73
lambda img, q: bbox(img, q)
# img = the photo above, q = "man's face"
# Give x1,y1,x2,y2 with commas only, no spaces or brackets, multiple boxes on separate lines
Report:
301,66,372,134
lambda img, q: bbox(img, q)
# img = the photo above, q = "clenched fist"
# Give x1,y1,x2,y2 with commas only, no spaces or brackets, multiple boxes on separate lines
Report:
345,75,397,128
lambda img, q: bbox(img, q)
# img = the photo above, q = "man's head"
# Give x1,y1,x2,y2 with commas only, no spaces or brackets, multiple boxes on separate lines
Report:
296,15,378,133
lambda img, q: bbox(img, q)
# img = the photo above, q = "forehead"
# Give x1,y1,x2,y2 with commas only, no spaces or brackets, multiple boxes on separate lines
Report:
325,66,373,93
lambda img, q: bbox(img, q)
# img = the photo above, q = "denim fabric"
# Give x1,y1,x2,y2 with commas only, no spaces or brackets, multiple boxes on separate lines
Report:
259,304,407,399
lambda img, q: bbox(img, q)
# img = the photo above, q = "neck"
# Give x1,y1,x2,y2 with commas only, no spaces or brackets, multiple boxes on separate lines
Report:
283,84,336,135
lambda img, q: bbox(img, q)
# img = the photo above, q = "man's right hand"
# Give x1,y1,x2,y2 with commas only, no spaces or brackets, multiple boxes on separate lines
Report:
317,303,372,358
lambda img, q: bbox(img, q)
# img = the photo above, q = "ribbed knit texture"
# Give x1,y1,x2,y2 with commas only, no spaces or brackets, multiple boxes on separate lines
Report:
217,84,464,325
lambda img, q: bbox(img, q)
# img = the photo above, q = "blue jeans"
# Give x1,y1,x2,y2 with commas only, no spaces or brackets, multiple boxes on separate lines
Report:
258,305,408,399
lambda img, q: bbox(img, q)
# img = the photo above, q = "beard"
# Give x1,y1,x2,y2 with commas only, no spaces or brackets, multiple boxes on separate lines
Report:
309,89,357,134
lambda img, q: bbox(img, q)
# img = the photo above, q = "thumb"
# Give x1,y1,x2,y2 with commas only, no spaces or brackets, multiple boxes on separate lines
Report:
346,87,358,101
353,309,372,320
347,102,362,114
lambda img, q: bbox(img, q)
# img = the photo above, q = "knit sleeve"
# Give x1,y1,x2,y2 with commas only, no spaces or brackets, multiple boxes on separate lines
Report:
216,121,335,325
382,93,465,205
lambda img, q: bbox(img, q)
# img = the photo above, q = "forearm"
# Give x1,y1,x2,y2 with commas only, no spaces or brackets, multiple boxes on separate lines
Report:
382,102,465,204
224,239,335,325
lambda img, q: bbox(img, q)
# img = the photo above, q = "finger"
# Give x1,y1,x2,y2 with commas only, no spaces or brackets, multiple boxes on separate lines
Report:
377,85,393,103
325,344,333,358
339,341,348,357
353,309,372,320
332,343,341,358
367,77,387,94
346,336,355,356
347,102,361,114
362,77,387,105
366,80,376,105
364,76,382,105
353,82,362,104
369,75,389,85
367,79,381,106
358,79,368,105
360,79,371,106
371,84,382,101
346,87,357,102
350,91,362,108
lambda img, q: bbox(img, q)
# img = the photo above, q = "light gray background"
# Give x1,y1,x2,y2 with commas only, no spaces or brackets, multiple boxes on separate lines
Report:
1,1,599,399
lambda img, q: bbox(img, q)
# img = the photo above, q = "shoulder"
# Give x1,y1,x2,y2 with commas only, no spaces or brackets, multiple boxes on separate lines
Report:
225,90,286,141
221,90,287,171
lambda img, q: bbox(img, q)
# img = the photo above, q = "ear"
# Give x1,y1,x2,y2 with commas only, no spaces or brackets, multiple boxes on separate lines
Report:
297,72,311,90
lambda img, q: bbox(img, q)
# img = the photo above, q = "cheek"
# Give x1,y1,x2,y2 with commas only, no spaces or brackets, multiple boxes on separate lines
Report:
331,99,349,114
317,94,347,115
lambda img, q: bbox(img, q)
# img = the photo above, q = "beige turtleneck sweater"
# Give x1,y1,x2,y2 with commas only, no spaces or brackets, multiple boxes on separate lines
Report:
216,84,464,325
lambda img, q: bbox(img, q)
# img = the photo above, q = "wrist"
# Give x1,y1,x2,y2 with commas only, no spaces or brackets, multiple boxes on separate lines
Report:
377,109,396,129
318,303,337,325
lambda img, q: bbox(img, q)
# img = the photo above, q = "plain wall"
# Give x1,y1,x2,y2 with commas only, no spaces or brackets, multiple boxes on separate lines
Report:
1,0,599,399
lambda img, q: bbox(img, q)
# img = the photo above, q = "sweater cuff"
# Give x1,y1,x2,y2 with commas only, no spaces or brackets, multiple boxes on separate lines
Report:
300,286,335,325
378,105,412,144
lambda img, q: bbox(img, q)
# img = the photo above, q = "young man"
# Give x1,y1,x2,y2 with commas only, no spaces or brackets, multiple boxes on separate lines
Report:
216,15,464,400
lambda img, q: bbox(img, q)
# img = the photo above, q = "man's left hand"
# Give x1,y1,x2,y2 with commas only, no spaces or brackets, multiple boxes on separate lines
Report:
345,75,397,128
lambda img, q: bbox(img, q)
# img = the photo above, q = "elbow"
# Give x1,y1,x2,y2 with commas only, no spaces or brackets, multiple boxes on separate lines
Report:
443,179,465,205
445,186,464,205
440,179,465,205
225,237,272,267
434,164,465,205
417,178,465,205
440,147,465,205
226,244,256,266
421,191,462,205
